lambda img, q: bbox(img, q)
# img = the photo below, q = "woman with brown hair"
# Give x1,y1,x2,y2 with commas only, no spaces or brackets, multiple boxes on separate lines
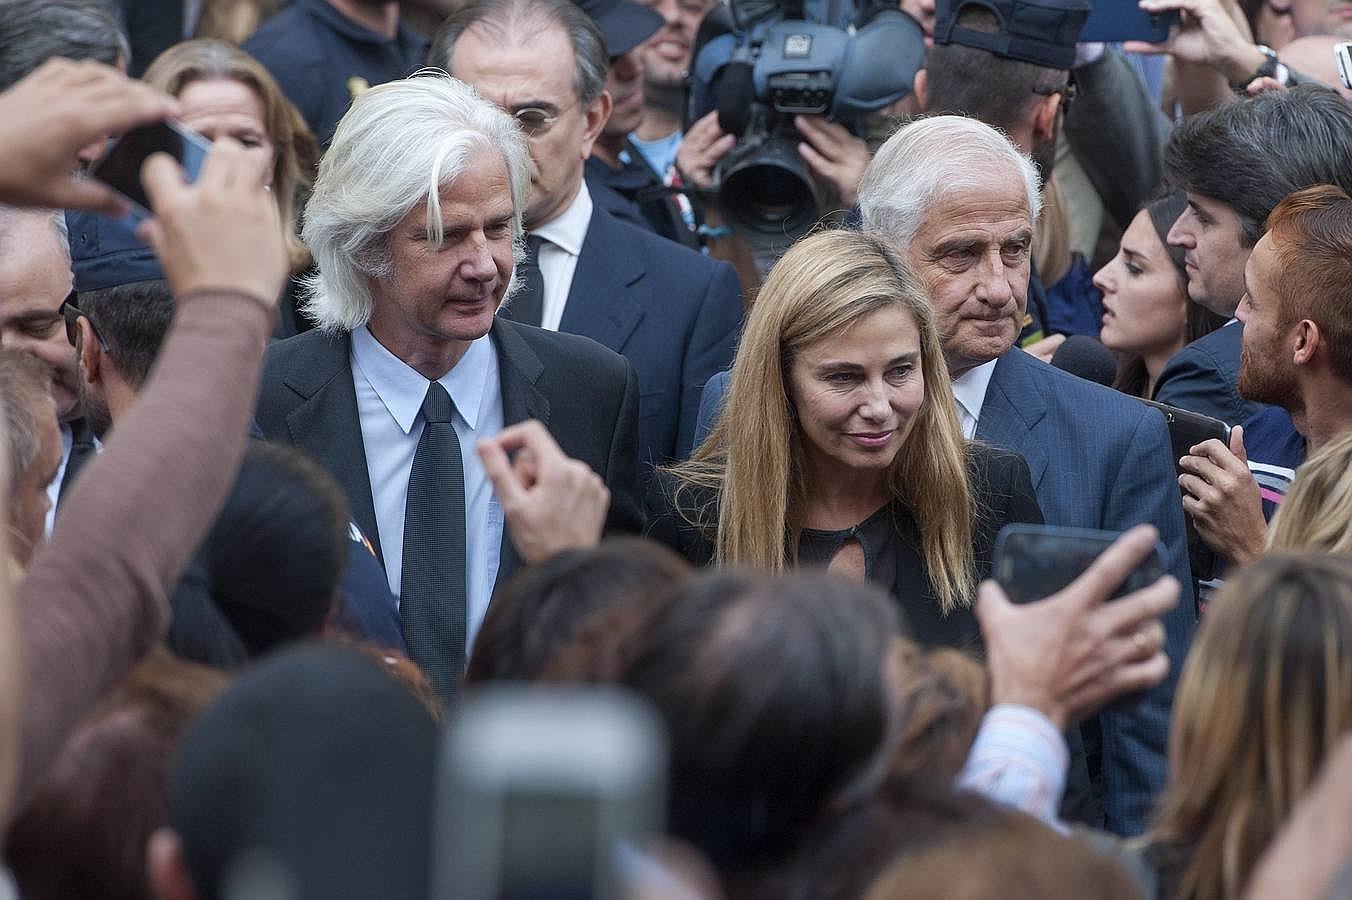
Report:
1266,431,1352,556
1093,192,1227,400
141,39,317,335
648,228,1042,649
1139,553,1352,900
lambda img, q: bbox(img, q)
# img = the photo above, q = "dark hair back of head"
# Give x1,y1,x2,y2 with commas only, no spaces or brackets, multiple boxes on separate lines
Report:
191,443,350,657
168,644,438,900
467,537,691,683
79,279,174,388
923,7,1068,132
617,570,901,867
0,0,128,90
1163,85,1352,247
6,649,227,900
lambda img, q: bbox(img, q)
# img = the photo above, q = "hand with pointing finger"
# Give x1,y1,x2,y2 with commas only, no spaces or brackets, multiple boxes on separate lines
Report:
478,421,610,564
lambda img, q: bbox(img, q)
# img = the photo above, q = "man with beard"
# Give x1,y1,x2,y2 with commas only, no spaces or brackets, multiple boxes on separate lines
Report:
245,0,429,146
1178,186,1352,568
1154,87,1352,427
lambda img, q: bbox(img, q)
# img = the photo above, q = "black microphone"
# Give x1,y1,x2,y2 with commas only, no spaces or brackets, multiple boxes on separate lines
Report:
716,61,755,136
1050,334,1118,387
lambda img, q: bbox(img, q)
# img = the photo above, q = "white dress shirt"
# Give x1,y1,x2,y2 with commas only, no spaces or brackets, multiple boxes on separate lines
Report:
532,183,593,332
351,326,505,653
951,359,1000,440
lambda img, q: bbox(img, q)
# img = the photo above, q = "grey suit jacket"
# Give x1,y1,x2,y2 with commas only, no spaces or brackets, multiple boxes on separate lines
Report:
977,348,1195,836
253,318,644,592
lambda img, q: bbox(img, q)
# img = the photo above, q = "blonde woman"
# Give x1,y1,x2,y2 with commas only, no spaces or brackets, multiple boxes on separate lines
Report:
648,229,1042,649
1139,553,1352,900
1267,431,1352,555
142,39,317,335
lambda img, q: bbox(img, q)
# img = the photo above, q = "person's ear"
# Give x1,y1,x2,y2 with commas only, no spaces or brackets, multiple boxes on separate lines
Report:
1293,319,1319,367
147,828,197,900
580,91,613,158
76,318,101,386
1032,92,1061,144
912,68,928,110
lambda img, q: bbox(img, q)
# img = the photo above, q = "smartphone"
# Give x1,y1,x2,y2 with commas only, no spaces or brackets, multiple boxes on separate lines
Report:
1140,399,1230,581
432,686,668,900
992,524,1166,605
1078,0,1178,43
90,120,211,224
1337,41,1352,90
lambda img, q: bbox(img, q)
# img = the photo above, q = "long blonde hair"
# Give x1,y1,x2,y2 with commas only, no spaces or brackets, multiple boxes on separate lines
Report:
142,39,317,272
666,229,975,613
1144,553,1352,900
1268,432,1352,555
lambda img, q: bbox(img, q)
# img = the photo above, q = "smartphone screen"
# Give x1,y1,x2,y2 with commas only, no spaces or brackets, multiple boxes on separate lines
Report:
91,121,211,219
993,524,1166,605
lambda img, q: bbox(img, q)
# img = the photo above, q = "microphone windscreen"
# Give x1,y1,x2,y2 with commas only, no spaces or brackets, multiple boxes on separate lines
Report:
1050,334,1118,387
716,62,756,136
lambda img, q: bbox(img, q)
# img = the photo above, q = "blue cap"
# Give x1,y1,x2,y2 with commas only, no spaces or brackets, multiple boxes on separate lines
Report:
65,210,164,294
934,0,1091,70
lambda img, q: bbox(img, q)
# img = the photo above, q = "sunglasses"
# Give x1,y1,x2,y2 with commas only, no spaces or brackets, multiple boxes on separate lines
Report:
59,291,109,352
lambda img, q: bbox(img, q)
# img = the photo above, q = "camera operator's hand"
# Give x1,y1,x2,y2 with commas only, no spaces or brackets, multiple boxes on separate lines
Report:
1128,0,1269,85
478,420,610,564
794,116,870,209
137,138,288,306
976,525,1179,732
0,59,177,215
676,112,736,192
1178,425,1267,567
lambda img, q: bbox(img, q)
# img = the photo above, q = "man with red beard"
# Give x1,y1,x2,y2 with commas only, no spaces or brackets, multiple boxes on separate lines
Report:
1179,185,1352,567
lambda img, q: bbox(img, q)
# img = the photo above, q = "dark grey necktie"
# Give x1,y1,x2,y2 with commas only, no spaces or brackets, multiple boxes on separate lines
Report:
502,234,546,327
57,418,97,510
400,382,468,703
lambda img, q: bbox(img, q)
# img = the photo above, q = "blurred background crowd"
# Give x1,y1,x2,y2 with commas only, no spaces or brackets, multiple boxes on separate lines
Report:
0,0,1349,896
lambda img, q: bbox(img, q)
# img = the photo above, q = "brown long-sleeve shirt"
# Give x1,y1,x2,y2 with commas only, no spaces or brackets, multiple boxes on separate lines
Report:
11,288,273,817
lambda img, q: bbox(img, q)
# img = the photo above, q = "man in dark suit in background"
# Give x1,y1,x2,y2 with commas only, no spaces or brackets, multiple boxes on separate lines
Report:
431,0,743,473
857,114,1194,838
255,73,641,700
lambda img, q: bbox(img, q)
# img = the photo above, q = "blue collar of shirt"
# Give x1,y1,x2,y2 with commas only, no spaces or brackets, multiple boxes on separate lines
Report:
299,0,422,49
351,326,495,435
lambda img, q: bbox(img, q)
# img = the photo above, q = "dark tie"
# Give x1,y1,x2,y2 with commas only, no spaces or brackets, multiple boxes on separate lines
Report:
502,234,546,327
400,382,468,704
57,418,97,511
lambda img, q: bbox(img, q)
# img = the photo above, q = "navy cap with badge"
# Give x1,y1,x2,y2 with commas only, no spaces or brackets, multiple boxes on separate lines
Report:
934,0,1091,69
571,0,665,58
65,210,164,294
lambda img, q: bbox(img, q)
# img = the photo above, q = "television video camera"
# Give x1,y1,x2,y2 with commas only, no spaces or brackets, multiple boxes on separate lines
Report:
687,0,926,244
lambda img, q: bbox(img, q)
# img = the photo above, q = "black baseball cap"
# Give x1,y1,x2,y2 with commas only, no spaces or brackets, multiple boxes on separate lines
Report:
572,0,664,58
934,0,1091,70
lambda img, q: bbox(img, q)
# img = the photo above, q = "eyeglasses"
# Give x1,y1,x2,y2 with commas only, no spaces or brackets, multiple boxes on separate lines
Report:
511,106,563,138
59,291,109,352
1032,79,1077,112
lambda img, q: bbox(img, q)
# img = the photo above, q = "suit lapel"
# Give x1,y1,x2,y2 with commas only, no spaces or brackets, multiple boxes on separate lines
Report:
974,350,1051,491
558,208,645,353
282,332,383,561
489,319,551,588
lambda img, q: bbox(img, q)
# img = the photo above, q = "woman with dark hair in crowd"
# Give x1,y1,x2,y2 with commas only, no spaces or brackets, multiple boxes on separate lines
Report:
141,39,318,336
1093,192,1227,399
168,444,349,663
1138,553,1352,900
466,538,691,684
649,228,1041,649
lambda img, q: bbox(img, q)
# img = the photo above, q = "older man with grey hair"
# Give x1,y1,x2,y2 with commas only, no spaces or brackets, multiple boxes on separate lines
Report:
255,72,642,702
856,114,1195,837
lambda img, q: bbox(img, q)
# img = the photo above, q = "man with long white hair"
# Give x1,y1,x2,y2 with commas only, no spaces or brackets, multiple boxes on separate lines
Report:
857,115,1194,837
255,72,643,702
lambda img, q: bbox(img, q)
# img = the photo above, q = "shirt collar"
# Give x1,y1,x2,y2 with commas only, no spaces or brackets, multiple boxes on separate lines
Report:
530,183,592,257
351,326,495,434
951,358,999,424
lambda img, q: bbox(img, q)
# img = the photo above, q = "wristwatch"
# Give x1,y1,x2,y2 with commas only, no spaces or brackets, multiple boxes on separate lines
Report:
1232,44,1289,91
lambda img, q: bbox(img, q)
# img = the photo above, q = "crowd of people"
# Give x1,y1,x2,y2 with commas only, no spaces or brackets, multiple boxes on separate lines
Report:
0,0,1350,896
